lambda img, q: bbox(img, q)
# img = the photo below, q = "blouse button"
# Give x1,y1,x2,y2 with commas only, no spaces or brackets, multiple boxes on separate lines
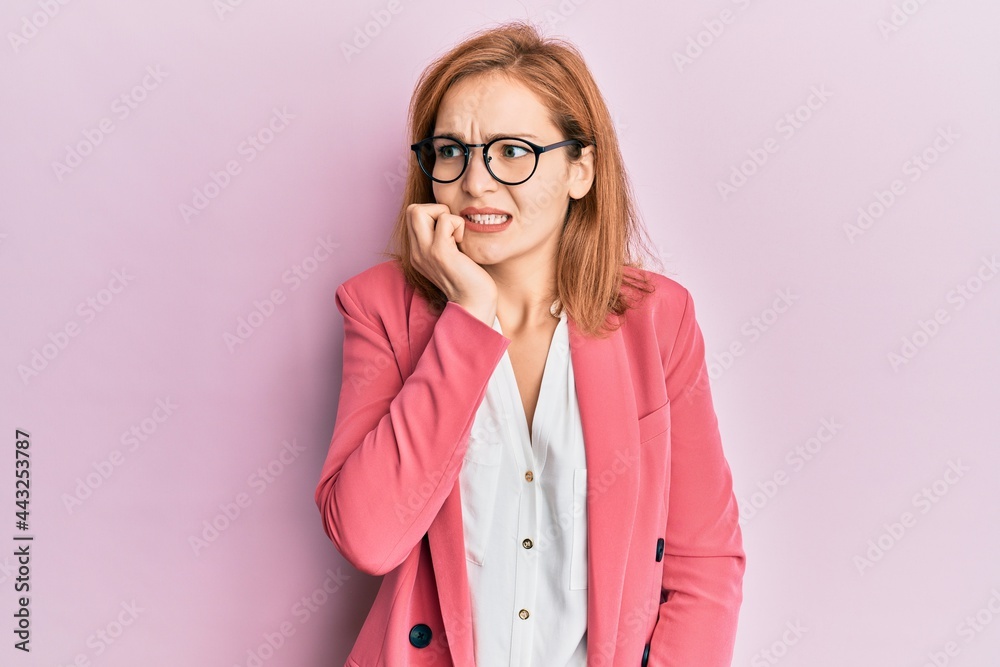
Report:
522,538,533,549
518,609,530,620
524,470,534,482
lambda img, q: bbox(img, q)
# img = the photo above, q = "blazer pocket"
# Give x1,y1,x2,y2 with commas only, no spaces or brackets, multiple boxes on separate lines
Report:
637,400,670,443
460,434,502,566
570,468,588,589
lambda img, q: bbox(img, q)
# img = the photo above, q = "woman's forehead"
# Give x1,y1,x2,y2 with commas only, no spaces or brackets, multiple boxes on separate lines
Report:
435,74,553,134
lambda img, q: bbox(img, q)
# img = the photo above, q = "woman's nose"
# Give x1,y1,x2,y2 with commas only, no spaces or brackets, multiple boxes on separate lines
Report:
462,147,498,196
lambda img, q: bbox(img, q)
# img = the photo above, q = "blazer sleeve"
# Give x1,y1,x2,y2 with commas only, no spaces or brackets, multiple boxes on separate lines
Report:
650,288,746,666
314,281,510,576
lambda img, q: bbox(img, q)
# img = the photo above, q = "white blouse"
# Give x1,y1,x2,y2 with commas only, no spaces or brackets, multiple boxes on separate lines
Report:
460,301,588,667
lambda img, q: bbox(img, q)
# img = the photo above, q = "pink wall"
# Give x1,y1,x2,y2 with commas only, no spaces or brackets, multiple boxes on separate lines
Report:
2,1,998,665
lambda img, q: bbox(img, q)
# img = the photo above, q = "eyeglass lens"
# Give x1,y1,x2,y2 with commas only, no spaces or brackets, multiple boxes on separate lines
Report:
416,138,536,184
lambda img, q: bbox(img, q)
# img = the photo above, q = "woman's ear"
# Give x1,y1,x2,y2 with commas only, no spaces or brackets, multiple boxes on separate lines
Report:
568,144,595,200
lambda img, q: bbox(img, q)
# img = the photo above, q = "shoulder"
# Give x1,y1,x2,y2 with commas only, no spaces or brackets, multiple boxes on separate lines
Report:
621,264,694,328
617,266,706,385
334,259,412,327
339,258,408,297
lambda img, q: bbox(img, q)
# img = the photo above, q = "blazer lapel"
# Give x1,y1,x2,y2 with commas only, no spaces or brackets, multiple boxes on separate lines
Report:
409,293,640,666
569,313,642,663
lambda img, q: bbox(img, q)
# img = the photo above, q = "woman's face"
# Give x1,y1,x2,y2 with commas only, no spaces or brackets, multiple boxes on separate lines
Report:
430,72,594,273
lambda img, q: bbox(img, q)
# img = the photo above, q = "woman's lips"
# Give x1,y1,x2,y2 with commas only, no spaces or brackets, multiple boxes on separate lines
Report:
462,214,512,232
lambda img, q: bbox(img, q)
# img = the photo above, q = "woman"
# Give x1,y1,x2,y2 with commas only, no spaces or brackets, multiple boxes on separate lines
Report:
314,20,745,667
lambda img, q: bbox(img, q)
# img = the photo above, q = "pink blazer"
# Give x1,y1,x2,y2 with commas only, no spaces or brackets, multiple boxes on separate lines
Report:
314,259,745,667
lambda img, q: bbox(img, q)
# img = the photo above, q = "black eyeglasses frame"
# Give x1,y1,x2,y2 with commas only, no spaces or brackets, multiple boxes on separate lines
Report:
410,135,586,186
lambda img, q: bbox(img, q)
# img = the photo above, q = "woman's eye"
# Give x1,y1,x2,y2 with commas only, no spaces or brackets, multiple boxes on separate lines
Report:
437,144,461,159
501,144,529,158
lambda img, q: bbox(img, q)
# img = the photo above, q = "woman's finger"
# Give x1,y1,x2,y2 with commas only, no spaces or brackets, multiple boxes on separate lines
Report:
408,203,448,267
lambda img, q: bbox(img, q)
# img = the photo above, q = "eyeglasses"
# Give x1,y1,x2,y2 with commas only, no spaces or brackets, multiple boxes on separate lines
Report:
410,135,585,186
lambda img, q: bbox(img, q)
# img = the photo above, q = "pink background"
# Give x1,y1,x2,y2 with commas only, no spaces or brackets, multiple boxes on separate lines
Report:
2,1,999,665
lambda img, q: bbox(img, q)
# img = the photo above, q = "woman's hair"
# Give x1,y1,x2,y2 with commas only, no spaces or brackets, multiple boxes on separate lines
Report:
382,20,661,338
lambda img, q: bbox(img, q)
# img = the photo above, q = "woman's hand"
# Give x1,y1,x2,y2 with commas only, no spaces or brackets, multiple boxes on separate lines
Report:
406,203,498,325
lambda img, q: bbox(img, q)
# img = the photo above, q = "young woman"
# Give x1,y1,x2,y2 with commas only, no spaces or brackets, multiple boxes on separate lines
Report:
315,20,745,667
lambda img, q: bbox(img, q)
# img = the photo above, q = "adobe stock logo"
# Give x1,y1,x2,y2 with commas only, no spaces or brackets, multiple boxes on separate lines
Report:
233,567,352,667
61,398,178,514
54,600,144,667
8,0,75,54
671,0,761,73
340,0,403,62
843,126,958,243
179,107,295,224
750,619,808,667
887,255,998,372
877,0,935,39
536,0,590,33
213,0,251,20
738,417,842,526
51,66,168,182
715,86,832,201
918,588,1000,667
853,459,970,575
223,235,340,353
17,268,135,385
188,438,306,557
708,288,799,381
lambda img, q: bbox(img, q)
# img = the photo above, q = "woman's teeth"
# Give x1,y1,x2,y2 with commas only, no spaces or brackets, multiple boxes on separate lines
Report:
465,214,510,225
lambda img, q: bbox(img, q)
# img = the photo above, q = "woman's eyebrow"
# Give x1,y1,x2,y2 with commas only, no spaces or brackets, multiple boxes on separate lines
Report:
432,131,541,142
